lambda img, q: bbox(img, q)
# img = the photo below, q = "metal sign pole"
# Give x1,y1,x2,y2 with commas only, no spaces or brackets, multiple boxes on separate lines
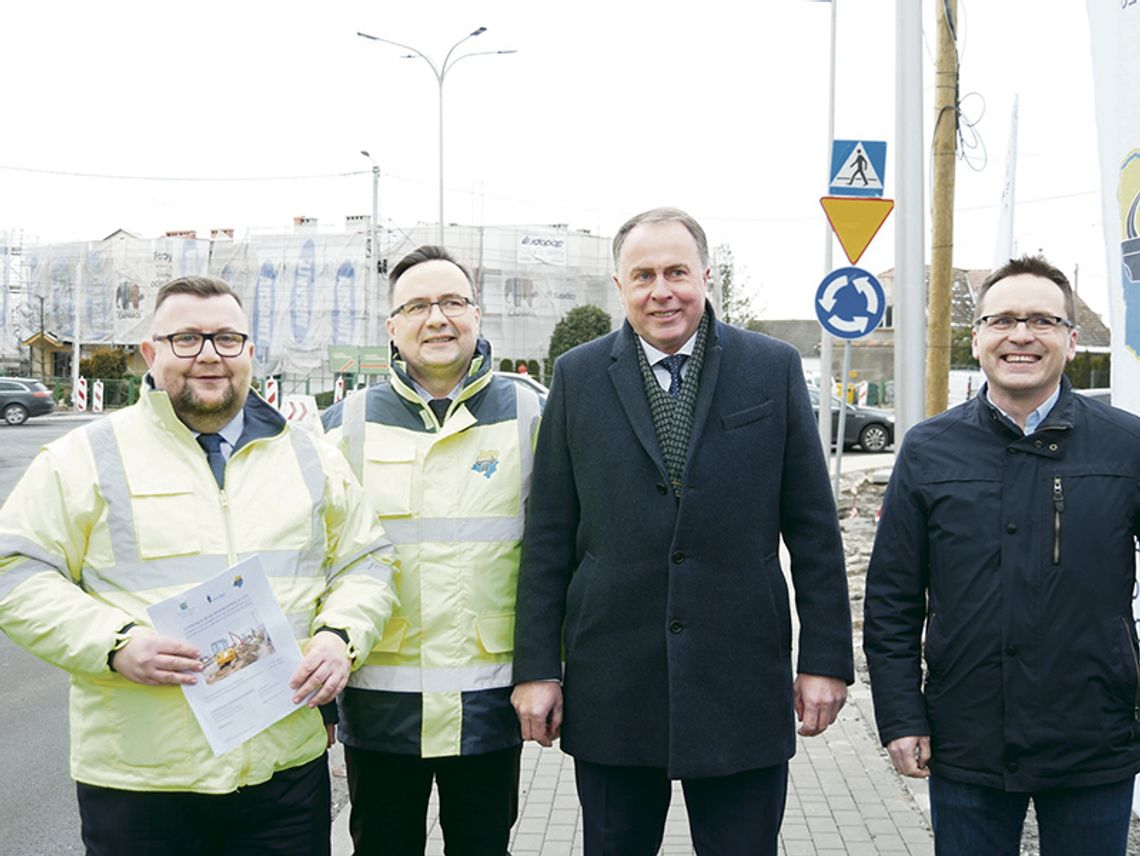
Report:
833,341,852,500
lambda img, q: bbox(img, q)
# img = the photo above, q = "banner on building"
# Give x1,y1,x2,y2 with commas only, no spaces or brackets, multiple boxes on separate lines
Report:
517,234,567,267
1088,0,1140,415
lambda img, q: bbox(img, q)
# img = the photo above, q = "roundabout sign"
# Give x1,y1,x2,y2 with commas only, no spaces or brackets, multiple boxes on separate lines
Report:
814,266,886,340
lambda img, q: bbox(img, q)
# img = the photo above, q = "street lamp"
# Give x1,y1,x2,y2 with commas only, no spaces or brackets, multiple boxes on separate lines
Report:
36,293,46,377
357,27,517,245
361,150,381,341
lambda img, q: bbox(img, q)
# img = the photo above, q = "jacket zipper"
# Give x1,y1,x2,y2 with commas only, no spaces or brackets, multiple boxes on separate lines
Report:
1123,617,1140,722
1051,476,1063,565
220,490,238,566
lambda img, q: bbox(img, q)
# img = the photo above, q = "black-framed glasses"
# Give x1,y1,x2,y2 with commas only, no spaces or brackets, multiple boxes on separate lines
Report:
974,314,1074,333
389,296,475,320
155,331,250,358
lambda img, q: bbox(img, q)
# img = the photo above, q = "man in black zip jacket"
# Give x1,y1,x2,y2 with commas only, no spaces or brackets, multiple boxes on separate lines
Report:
865,255,1140,855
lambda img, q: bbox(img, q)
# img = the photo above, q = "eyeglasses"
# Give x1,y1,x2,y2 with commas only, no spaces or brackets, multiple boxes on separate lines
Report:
974,314,1074,333
155,331,250,358
389,296,475,320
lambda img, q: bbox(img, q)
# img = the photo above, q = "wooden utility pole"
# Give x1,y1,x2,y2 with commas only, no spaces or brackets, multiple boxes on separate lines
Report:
926,0,958,417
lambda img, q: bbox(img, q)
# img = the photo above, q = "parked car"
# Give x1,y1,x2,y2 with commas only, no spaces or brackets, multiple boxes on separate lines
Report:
0,377,55,425
808,388,895,452
493,371,548,404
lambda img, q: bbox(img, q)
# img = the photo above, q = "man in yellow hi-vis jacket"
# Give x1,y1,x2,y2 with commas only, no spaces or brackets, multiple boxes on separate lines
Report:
0,275,397,856
323,245,542,855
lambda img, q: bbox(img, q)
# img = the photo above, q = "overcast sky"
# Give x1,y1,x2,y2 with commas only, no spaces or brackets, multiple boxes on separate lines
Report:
0,1,1108,319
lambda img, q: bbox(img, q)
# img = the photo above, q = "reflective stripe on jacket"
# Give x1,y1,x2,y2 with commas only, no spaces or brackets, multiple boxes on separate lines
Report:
0,386,398,792
323,345,541,758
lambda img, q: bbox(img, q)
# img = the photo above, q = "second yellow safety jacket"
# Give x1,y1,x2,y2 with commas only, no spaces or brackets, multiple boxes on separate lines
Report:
322,341,541,757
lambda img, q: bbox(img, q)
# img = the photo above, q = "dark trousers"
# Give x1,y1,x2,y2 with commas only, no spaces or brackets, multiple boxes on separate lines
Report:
344,744,522,856
574,759,789,856
929,773,1135,856
76,753,330,856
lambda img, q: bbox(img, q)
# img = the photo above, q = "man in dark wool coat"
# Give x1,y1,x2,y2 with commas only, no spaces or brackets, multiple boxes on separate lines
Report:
512,206,854,854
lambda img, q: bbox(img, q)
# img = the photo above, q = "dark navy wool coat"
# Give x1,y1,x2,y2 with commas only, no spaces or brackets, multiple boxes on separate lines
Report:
513,314,854,779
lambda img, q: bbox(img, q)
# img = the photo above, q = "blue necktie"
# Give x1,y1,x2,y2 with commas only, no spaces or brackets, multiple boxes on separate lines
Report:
197,433,226,489
658,354,688,399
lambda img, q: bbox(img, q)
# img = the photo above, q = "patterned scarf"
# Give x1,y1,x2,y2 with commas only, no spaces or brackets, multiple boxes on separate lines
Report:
635,310,710,498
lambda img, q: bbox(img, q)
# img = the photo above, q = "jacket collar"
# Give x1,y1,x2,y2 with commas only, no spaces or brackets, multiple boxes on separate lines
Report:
975,375,1074,457
140,374,286,451
607,303,723,483
388,337,495,425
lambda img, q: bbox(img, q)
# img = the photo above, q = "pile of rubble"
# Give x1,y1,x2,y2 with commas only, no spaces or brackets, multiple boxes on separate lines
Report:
836,468,890,679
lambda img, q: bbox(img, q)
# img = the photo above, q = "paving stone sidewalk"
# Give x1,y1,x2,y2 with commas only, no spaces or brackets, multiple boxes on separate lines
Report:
331,678,933,855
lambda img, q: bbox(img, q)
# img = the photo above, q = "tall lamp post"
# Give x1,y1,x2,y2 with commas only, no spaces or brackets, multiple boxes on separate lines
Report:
37,294,46,377
361,150,381,341
357,27,516,245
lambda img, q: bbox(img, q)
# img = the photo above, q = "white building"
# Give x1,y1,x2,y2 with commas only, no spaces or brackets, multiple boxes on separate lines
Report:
0,222,628,392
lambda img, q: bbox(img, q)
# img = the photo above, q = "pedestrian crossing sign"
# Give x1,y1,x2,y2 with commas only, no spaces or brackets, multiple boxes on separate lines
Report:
829,140,887,198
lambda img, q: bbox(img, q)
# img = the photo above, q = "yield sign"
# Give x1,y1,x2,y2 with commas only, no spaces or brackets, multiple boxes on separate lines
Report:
820,197,895,265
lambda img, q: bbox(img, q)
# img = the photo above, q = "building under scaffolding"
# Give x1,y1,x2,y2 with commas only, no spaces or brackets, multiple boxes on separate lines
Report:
0,222,625,394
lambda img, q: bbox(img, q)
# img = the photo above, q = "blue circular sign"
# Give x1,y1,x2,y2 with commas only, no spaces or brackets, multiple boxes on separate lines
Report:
814,266,886,340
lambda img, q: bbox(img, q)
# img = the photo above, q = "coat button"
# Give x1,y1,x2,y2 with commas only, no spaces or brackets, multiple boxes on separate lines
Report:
669,620,683,634
656,483,668,495
1034,440,1043,448
1006,523,1018,534
672,551,685,564
1005,645,1018,656
1049,443,1058,451
1007,761,1018,773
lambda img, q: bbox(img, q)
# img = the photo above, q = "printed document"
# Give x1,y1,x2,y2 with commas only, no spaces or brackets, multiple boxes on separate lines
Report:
147,555,307,756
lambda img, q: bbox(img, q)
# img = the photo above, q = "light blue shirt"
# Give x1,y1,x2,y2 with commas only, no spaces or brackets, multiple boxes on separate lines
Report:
986,384,1061,435
411,378,464,404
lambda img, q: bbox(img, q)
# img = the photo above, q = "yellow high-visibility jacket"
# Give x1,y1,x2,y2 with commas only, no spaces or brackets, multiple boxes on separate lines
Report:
323,345,541,758
0,385,398,792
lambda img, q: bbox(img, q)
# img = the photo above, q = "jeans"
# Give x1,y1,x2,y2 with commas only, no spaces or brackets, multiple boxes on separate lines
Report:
929,772,1134,856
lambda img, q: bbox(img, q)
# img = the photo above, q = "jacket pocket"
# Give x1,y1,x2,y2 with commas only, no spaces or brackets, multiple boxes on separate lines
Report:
373,616,409,653
923,612,945,678
363,438,415,518
98,679,194,772
564,552,598,650
761,552,792,657
722,400,774,431
1118,617,1140,721
127,477,200,559
475,613,515,655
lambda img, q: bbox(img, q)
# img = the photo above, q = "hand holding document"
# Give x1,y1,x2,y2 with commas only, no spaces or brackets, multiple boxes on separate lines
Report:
290,630,351,707
147,555,311,756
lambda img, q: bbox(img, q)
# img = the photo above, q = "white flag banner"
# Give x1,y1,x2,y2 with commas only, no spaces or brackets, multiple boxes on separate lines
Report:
993,96,1019,270
1087,0,1140,415
1088,1,1140,818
